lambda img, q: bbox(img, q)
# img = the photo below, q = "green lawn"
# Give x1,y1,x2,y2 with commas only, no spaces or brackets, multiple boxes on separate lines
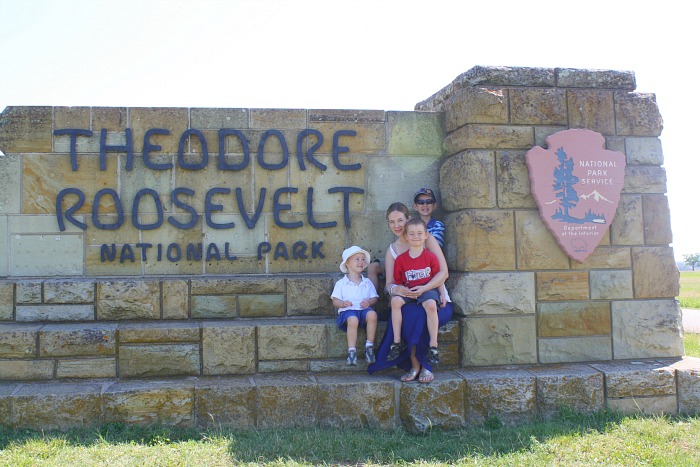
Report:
680,271,700,309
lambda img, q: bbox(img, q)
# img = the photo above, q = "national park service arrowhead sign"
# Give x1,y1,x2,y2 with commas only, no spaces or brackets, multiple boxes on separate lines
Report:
525,129,626,263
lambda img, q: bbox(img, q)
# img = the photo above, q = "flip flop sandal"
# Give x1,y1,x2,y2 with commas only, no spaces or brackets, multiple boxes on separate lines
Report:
419,368,434,383
400,368,420,382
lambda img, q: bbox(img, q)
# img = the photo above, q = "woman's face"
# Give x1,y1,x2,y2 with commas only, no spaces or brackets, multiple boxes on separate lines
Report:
387,210,409,236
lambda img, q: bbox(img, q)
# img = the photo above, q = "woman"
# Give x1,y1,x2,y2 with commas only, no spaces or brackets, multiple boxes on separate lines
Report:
367,202,453,383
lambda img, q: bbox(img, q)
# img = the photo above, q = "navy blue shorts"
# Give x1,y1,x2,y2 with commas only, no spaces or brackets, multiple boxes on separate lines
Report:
397,288,440,306
336,308,376,331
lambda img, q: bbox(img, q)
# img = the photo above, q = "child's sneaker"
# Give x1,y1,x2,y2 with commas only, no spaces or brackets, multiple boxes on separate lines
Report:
365,345,376,364
427,346,440,364
386,341,406,361
346,349,358,366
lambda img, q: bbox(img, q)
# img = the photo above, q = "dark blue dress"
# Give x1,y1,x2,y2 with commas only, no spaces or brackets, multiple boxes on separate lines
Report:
367,302,453,374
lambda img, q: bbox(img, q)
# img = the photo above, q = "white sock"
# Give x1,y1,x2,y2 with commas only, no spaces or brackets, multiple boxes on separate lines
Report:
365,341,373,348
348,347,356,352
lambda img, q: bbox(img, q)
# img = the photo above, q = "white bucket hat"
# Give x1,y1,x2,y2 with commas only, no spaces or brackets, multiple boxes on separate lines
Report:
340,246,371,273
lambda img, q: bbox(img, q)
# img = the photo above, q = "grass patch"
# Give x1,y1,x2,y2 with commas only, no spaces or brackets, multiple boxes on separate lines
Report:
2,413,700,466
685,332,700,357
680,271,700,309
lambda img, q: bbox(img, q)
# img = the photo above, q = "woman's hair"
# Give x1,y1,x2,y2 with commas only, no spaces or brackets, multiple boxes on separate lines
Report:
386,202,410,220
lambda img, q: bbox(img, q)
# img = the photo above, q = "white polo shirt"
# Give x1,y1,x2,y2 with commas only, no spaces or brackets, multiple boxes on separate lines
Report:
331,275,379,313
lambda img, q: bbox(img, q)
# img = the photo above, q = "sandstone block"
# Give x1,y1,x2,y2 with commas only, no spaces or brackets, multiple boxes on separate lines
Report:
590,270,633,299
16,281,41,304
444,124,534,156
0,324,40,357
287,275,335,316
129,107,189,153
103,380,195,427
632,247,679,298
309,109,385,123
55,106,90,129
39,324,117,357
195,377,256,429
190,107,249,129
0,106,53,153
43,280,94,304
191,295,238,318
365,155,440,212
625,137,663,165
445,210,515,271
162,279,189,319
317,374,396,429
611,194,644,245
496,150,536,209
462,316,537,366
239,294,285,317
96,280,160,320
556,68,635,89
607,396,677,415
510,88,567,125
571,246,630,270
530,364,604,419
0,384,15,426
591,361,675,397
13,382,103,430
0,154,21,214
566,89,615,134
56,358,117,378
387,111,444,156
118,322,200,343
537,302,611,337
308,120,385,155
448,272,535,315
623,165,667,194
454,66,555,88
92,107,127,131
614,92,663,136
202,322,256,375
0,281,12,320
250,108,306,128
536,271,589,301
515,211,570,270
440,150,496,210
612,299,683,359
670,357,700,414
399,372,466,433
642,194,673,245
260,360,308,373
119,344,199,378
10,233,84,276
0,359,54,380
444,87,508,131
16,304,94,322
254,373,318,428
257,321,327,360
459,368,536,425
538,336,612,363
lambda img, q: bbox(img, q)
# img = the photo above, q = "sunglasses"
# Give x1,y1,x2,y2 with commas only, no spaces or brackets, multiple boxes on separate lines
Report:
415,199,435,205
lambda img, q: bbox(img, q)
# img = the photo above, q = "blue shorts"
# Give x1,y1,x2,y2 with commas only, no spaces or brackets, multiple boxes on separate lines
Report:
336,308,375,331
397,288,440,306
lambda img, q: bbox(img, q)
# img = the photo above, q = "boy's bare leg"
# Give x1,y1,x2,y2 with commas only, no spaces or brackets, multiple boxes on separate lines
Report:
346,316,359,349
390,296,404,343
423,300,439,348
365,310,378,344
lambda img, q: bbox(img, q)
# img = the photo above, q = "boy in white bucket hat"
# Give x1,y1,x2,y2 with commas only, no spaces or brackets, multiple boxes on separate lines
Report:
331,246,379,365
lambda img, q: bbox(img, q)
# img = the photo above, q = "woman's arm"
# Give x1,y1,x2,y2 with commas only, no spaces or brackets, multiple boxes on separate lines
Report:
383,246,396,294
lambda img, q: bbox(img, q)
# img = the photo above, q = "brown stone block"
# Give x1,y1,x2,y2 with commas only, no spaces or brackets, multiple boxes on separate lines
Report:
556,68,636,89
592,360,676,398
39,323,117,357
162,279,189,319
607,395,677,415
612,299,683,359
0,324,40,357
0,360,55,380
259,360,308,373
190,108,249,129
510,88,567,125
120,156,175,212
566,90,615,134
85,246,143,276
85,217,140,246
445,210,515,271
17,304,94,322
239,294,285,317
0,281,13,320
387,111,444,156
448,272,535,316
625,137,664,166
195,377,256,429
614,92,663,136
287,275,334,316
96,280,160,319
0,384,17,426
459,368,537,425
250,108,307,128
623,165,667,194
191,295,238,319
139,216,204,276
611,194,643,245
0,106,53,153
103,380,195,427
56,358,117,378
444,124,534,155
571,246,630,269
118,322,200,343
530,364,604,419
643,194,672,245
204,255,266,274
632,247,679,298
254,373,318,428
13,382,103,430
453,66,555,88
308,121,385,155
537,302,610,337
309,109,385,123
44,279,95,304
202,322,256,375
399,372,466,432
258,321,328,360
669,356,700,414
462,316,537,366
444,87,508,132
590,270,633,299
119,344,200,378
16,281,41,304
536,271,589,301
55,106,90,129
0,154,21,214
440,150,496,210
496,150,536,209
129,107,189,152
191,277,285,295
92,107,128,131
175,153,252,210
316,374,396,429
538,336,612,363
515,210,570,270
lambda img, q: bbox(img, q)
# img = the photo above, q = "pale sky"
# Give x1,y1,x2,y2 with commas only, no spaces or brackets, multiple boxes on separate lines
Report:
1,0,697,260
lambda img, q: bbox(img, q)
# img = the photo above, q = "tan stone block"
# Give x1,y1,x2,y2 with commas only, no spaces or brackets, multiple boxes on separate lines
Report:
85,216,140,246
632,246,679,298
259,360,308,373
566,90,615,134
530,364,604,418
612,299,683,359
534,125,568,148
0,219,6,279
462,316,537,366
538,336,612,363
445,210,515,271
366,155,441,212
399,372,466,433
557,68,636,89
592,360,675,397
202,214,266,259
119,156,175,213
444,124,534,156
614,92,663,136
0,153,21,213
11,233,85,277
444,87,508,131
510,88,567,125
0,106,53,153
191,295,238,318
254,373,318,428
56,357,117,378
571,246,630,269
103,380,195,426
195,377,256,429
204,255,266,274
307,121,385,155
191,277,285,295
92,107,128,131
55,106,90,129
118,322,199,343
190,108,249,129
257,321,327,360
496,150,536,209
671,357,700,414
590,270,633,299
249,108,306,128
643,194,672,245
606,136,626,153
515,210,570,270
13,382,103,430
348,212,396,266
0,360,54,380
459,368,537,425
440,150,496,210
140,217,205,276
623,165,667,194
625,137,663,165
16,281,41,304
387,111,443,156
448,272,535,315
16,304,94,322
0,384,16,426
607,396,677,415
85,246,143,276
129,107,189,153
162,279,189,319
44,279,94,304
0,281,14,320
316,374,396,429
287,275,334,316
239,294,285,317
537,302,610,337
202,322,256,375
611,194,643,245
96,280,160,319
40,324,117,357
536,271,589,301
119,344,200,378
327,321,375,360
0,324,39,357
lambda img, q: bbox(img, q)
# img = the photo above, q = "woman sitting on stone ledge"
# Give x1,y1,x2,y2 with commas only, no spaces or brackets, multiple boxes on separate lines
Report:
367,202,453,383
